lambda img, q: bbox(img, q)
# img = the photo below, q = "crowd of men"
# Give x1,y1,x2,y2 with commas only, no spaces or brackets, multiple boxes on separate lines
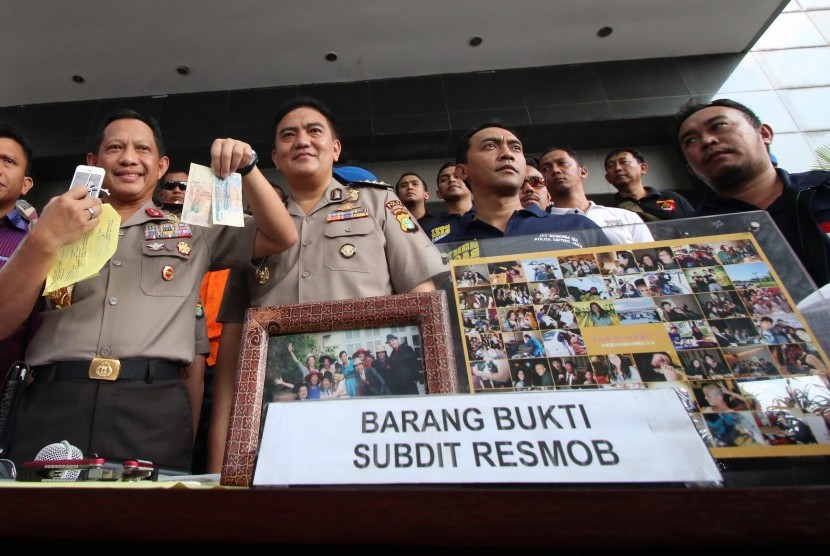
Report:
1,94,829,475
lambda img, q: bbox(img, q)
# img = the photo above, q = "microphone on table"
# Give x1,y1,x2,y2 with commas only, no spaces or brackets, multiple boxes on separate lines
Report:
32,440,85,480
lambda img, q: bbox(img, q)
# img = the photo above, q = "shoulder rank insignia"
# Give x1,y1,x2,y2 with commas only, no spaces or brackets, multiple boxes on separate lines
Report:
385,199,419,233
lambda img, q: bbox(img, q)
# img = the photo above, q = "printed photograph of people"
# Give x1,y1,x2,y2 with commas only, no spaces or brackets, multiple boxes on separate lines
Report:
488,261,525,284
528,279,568,304
557,254,599,278
703,411,766,447
543,329,587,357
737,286,793,316
644,270,693,296
685,266,732,293
654,295,703,322
264,326,425,406
575,300,618,328
455,264,490,288
522,258,563,281
563,274,609,301
722,345,782,378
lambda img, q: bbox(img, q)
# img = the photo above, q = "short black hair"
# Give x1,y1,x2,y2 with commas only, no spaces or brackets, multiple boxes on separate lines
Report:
436,161,456,182
454,120,519,164
161,164,190,180
0,124,34,175
271,95,339,148
538,146,583,167
395,172,427,193
91,108,165,156
525,155,539,169
604,148,645,167
674,98,762,133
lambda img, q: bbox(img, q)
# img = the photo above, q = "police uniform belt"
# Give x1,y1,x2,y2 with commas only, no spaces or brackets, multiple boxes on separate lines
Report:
33,359,182,381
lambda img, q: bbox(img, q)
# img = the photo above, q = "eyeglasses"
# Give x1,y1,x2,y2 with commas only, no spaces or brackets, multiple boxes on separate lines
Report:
161,181,187,191
523,176,547,188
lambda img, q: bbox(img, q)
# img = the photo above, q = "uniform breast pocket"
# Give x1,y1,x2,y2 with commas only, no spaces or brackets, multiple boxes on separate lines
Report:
323,217,380,273
141,242,192,297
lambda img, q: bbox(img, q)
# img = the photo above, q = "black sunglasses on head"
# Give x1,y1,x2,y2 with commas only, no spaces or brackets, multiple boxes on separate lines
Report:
162,181,187,191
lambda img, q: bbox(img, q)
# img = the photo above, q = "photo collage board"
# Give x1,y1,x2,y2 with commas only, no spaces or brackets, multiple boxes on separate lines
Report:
449,233,830,458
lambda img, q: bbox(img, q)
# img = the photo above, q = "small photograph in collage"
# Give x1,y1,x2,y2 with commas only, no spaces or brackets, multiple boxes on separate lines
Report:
575,300,619,328
488,261,525,284
542,329,587,357
612,297,661,325
722,261,775,289
564,274,609,301
685,266,732,293
522,258,564,281
737,286,793,316
455,264,490,288
470,359,511,391
558,254,600,278
722,345,781,378
654,294,703,322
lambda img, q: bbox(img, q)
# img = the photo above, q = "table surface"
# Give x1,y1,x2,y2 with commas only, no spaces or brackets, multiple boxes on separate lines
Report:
2,482,828,548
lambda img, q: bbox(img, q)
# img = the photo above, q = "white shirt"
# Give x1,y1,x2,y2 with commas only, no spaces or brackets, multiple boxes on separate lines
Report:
548,201,654,245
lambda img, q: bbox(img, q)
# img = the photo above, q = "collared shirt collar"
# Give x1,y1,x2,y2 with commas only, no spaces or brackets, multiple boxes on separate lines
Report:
2,207,30,232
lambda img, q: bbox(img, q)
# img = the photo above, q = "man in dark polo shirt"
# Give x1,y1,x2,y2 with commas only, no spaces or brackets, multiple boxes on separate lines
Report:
675,98,830,288
435,121,608,249
603,148,695,222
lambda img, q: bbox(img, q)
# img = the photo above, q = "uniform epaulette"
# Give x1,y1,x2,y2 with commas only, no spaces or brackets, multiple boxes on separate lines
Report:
349,179,393,190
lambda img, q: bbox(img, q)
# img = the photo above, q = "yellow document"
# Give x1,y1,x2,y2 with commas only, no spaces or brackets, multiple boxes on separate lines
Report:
43,204,121,294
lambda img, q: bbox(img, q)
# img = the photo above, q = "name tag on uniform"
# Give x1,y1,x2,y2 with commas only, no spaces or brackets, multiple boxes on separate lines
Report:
327,208,369,222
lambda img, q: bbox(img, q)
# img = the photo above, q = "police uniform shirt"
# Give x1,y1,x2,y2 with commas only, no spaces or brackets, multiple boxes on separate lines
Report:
434,204,611,249
25,200,258,366
548,201,654,245
219,177,447,323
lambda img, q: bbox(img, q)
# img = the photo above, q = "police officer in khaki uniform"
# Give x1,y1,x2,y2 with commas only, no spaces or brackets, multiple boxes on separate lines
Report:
206,96,447,473
2,108,297,472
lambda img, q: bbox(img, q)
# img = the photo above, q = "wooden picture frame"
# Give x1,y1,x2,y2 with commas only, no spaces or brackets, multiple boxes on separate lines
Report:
220,290,459,486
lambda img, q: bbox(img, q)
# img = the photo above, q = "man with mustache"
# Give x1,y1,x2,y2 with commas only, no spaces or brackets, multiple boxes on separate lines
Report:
676,98,830,287
519,163,551,211
603,148,694,222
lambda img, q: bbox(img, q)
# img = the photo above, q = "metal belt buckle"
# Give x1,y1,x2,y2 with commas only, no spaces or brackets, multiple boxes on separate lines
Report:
88,358,121,381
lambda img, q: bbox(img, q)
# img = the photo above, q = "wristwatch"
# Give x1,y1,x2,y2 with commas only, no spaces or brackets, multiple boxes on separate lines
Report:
238,150,258,176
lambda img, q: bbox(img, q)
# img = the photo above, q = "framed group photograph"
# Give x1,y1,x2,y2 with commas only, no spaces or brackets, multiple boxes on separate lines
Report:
220,290,459,486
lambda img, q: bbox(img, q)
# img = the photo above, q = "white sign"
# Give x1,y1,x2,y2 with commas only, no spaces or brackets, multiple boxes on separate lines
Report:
253,389,722,486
